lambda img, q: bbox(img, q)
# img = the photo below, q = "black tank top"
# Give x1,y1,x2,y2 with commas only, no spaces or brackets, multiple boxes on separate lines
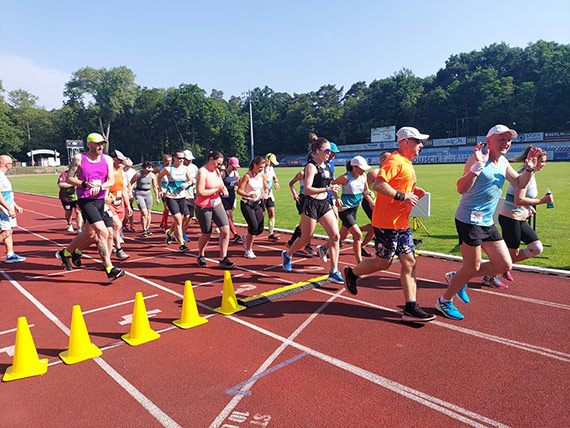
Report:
307,160,332,189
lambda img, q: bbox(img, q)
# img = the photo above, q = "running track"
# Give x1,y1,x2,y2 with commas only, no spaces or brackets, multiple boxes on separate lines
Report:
1,193,569,427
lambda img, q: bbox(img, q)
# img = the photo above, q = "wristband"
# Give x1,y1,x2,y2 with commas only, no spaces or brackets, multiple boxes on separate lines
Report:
393,190,405,201
81,180,88,188
470,161,485,176
525,167,535,172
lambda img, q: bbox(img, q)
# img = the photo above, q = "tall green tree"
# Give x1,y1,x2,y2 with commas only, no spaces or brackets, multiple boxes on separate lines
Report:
0,81,21,155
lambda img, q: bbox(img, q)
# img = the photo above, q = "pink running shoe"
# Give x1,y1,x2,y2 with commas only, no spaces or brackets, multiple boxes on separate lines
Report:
503,271,514,281
482,275,508,289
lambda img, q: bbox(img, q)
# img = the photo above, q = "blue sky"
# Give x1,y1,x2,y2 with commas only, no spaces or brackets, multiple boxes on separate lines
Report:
1,0,569,109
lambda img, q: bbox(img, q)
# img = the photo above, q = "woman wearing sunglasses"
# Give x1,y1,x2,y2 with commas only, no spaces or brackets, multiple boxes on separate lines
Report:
282,136,343,283
157,150,193,252
130,160,160,237
195,151,235,269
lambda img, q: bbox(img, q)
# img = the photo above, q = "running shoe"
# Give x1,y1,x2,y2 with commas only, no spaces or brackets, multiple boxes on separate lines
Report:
268,233,280,241
165,232,173,245
402,303,436,323
435,297,464,320
282,250,292,272
182,234,191,242
361,248,373,257
71,251,82,268
178,244,190,253
317,245,328,263
444,271,470,304
231,234,241,244
482,275,508,289
6,253,26,263
219,257,235,269
197,256,207,267
55,250,72,271
244,249,256,259
286,239,293,248
342,266,358,295
328,268,344,284
107,266,125,282
66,224,74,232
77,228,82,234
503,271,514,281
241,233,248,250
115,249,130,260
141,230,149,237
304,244,316,256
339,241,344,248
145,230,153,236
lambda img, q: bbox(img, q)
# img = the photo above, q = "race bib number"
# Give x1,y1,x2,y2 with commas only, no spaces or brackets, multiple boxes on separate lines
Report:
470,210,483,223
92,179,102,186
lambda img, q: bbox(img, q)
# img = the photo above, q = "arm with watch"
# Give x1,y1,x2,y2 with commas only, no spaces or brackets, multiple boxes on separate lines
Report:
373,177,419,206
505,146,542,189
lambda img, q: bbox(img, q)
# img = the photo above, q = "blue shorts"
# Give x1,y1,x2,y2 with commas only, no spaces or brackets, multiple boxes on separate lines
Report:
373,227,414,259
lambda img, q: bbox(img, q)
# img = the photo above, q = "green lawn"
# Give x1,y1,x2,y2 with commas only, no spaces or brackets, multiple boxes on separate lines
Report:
9,161,569,270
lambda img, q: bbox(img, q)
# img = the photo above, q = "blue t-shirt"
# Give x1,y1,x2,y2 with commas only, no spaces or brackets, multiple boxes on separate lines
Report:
455,157,507,226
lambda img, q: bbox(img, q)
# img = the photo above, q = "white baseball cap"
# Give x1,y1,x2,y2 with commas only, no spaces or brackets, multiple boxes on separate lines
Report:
350,155,371,170
183,150,195,160
486,124,518,140
396,127,429,142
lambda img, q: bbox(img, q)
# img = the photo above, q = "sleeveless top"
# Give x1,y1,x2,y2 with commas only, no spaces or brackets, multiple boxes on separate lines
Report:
307,159,332,190
195,167,222,208
164,165,188,199
76,152,109,200
222,169,239,200
339,171,366,211
108,167,124,201
135,171,153,192
242,171,265,203
455,157,507,226
500,167,538,219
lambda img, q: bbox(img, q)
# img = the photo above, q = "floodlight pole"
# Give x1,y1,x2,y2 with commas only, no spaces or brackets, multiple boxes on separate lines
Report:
249,95,255,160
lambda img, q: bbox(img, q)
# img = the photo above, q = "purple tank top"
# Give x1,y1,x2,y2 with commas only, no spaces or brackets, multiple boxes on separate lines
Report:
76,152,109,199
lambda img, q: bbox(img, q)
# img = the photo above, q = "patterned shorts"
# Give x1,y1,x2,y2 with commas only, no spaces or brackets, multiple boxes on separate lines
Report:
373,227,414,259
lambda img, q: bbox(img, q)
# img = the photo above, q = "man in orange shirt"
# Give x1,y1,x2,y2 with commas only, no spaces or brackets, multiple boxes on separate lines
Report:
343,127,435,323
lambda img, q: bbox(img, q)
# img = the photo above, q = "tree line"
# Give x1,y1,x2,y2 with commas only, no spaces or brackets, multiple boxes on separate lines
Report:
1,40,568,164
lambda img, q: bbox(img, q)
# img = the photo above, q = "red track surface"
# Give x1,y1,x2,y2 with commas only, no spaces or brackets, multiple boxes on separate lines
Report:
1,193,569,427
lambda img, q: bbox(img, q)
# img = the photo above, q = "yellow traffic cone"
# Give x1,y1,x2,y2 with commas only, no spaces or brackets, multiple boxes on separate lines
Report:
214,270,246,315
121,292,161,346
59,305,102,364
173,281,208,329
3,317,48,382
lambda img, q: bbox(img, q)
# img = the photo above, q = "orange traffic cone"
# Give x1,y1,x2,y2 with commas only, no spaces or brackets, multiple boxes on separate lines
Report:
59,305,102,364
173,281,208,329
3,317,48,382
214,270,246,315
121,292,160,346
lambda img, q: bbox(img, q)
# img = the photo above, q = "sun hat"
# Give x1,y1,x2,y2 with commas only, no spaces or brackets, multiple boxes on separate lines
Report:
329,142,340,153
109,150,126,161
183,150,195,160
265,153,279,165
228,157,240,168
350,155,371,170
86,133,107,143
486,124,518,140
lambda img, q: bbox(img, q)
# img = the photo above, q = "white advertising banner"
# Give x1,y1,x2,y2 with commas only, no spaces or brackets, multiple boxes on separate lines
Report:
432,137,467,147
514,132,543,143
370,126,396,143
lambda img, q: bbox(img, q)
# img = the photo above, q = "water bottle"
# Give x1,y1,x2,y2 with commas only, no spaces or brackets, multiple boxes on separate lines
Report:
545,189,554,209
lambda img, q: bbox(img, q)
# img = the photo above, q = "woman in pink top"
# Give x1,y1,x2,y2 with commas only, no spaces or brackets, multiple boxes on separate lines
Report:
195,151,235,269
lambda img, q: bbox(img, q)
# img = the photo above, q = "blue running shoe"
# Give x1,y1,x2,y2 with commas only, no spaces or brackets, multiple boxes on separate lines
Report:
445,271,469,303
6,253,26,263
435,297,464,320
182,234,190,242
328,268,344,284
282,250,292,272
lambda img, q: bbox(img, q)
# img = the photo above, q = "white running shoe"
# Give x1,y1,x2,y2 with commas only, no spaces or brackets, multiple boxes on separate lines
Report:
244,249,256,259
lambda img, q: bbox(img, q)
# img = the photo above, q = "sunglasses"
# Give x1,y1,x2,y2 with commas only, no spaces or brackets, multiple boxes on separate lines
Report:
216,162,224,167
321,148,331,154
407,138,422,144
175,156,184,160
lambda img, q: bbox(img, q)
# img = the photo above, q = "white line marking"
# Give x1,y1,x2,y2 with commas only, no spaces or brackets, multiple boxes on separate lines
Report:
0,324,34,335
210,289,345,428
82,294,159,315
0,268,181,428
119,309,162,326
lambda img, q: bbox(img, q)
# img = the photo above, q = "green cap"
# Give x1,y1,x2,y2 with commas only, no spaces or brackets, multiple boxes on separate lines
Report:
86,133,107,143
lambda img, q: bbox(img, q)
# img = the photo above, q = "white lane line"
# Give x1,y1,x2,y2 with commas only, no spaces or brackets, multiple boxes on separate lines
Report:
210,307,509,428
262,257,309,271
82,294,159,315
313,288,570,362
0,268,181,428
0,324,34,336
210,289,345,428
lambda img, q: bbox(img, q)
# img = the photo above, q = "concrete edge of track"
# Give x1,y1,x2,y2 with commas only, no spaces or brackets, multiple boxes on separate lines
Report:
18,191,570,278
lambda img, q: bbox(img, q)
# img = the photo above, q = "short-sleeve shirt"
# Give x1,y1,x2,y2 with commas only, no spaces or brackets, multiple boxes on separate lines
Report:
58,171,77,202
371,151,416,230
0,171,14,214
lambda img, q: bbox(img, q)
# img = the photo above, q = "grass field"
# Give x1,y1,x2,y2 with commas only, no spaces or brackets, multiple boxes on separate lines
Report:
9,161,569,270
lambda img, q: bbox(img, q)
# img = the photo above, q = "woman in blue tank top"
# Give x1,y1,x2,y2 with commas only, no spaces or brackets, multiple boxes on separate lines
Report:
436,125,543,321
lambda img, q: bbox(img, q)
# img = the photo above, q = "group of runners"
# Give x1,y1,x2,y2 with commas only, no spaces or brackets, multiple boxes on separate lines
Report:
49,125,553,322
